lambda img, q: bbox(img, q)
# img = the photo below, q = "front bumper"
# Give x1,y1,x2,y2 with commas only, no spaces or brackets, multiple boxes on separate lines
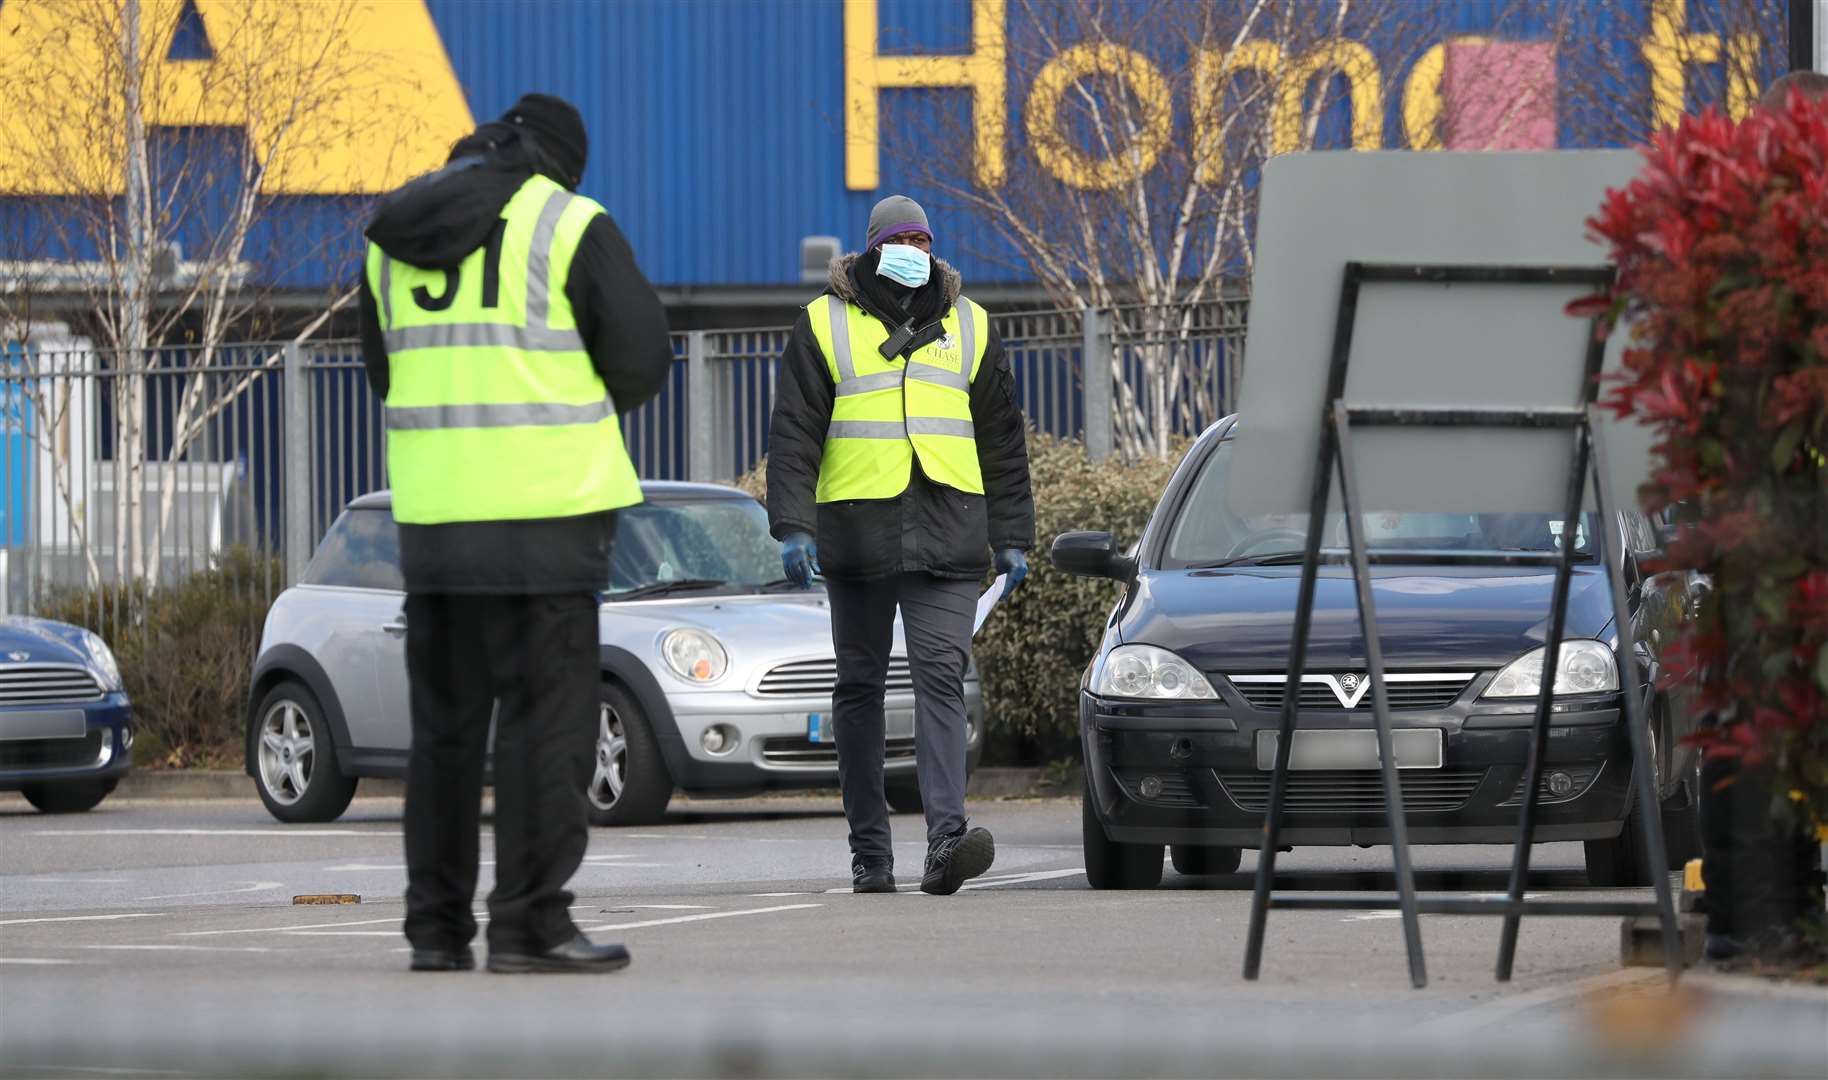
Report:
1081,687,1633,848
0,697,135,790
661,682,986,791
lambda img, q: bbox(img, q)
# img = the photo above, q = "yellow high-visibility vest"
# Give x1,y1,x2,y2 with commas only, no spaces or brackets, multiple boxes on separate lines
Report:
364,174,641,525
807,293,988,501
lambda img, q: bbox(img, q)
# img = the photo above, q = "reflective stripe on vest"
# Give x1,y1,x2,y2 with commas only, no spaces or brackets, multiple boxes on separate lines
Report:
810,294,988,501
366,174,642,525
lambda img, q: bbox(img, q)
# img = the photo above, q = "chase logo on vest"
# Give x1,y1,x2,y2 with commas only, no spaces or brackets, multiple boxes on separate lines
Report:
937,332,956,351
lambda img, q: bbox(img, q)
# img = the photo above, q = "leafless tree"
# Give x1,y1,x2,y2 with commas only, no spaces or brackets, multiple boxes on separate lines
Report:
883,0,1458,457
878,0,1787,459
0,0,408,586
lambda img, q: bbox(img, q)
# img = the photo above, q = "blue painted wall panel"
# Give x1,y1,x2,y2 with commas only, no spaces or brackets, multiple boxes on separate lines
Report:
0,0,1785,292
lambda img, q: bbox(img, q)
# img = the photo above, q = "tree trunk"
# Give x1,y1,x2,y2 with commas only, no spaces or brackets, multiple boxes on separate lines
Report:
1699,755,1826,957
119,0,150,585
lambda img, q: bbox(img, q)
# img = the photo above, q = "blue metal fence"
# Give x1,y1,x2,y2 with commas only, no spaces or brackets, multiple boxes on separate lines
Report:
0,298,1244,616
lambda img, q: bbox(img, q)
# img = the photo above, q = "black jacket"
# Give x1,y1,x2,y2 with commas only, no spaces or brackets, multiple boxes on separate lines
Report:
359,141,672,595
766,252,1035,581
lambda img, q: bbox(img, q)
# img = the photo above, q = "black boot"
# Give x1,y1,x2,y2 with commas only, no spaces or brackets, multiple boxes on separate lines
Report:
487,933,632,974
921,826,995,896
852,857,897,894
410,944,476,972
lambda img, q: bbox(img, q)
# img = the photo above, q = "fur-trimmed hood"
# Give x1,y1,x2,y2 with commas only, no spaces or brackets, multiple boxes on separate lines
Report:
827,251,962,306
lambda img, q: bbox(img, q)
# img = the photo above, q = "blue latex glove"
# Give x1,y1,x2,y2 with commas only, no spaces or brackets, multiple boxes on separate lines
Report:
994,548,1028,600
781,532,820,589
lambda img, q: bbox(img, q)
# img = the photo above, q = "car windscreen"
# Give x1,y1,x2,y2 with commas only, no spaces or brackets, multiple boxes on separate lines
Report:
301,508,404,590
606,497,785,595
1161,439,1596,569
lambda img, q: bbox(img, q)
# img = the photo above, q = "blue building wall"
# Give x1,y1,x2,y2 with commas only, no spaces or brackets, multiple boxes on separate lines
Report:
0,0,1786,291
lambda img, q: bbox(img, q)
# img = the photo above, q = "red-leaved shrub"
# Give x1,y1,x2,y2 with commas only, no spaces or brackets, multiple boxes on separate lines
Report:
1580,91,1828,826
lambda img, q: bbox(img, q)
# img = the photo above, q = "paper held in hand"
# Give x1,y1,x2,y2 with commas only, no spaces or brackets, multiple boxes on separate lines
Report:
973,574,1008,636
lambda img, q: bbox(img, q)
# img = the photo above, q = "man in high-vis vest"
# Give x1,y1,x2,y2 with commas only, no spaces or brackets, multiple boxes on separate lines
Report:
767,196,1035,896
360,94,671,974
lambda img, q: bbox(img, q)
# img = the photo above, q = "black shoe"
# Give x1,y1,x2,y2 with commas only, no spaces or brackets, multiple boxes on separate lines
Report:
487,933,632,975
410,945,476,972
852,857,897,894
921,826,995,896
1703,933,1745,963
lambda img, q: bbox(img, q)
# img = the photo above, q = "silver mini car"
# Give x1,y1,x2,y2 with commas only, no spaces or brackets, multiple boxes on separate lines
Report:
245,483,983,825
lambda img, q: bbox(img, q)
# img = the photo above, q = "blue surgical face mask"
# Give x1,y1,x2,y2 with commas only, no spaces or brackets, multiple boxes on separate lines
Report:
875,243,931,289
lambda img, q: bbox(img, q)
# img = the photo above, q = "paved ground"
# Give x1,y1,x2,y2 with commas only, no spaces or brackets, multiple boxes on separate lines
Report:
0,793,1822,1078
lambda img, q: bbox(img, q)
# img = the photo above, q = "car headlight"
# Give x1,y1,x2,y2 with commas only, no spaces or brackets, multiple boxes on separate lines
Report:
661,629,728,684
1092,644,1217,701
1482,640,1618,699
80,629,122,692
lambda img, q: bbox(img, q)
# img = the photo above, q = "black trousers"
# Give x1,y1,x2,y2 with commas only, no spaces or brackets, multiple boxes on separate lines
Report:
826,573,977,862
402,592,597,955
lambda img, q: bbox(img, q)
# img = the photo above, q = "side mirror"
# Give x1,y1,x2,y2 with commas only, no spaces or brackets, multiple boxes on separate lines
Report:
1050,531,1135,580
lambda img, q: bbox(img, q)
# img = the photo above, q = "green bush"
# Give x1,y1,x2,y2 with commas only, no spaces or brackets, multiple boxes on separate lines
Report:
37,547,285,769
738,434,1181,764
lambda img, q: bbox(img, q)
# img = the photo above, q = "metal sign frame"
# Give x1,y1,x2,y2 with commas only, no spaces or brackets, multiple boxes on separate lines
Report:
1239,262,1683,989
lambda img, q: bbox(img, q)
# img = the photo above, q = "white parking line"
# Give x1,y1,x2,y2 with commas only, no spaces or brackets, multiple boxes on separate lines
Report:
960,868,1086,890
750,892,808,897
1340,893,1548,923
32,828,401,837
134,881,283,901
179,915,400,937
577,903,821,932
23,877,130,884
7,1064,183,1076
594,905,711,911
82,944,278,953
0,913,163,928
0,957,81,965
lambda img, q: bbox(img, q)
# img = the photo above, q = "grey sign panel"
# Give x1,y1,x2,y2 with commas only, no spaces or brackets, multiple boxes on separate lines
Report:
1229,150,1653,516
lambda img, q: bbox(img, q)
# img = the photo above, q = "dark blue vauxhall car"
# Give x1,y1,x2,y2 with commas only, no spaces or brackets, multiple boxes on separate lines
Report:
1054,417,1702,890
0,616,134,812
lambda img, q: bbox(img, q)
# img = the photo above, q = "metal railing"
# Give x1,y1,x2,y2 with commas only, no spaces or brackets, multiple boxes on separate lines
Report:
2,298,1246,621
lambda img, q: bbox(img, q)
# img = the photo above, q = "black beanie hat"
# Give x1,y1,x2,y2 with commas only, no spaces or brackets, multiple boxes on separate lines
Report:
501,93,588,189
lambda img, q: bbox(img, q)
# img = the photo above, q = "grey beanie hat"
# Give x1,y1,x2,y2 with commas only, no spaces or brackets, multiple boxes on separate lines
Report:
865,195,932,250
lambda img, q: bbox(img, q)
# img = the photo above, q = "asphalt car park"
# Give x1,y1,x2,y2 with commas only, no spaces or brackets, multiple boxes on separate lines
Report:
3,794,1823,1079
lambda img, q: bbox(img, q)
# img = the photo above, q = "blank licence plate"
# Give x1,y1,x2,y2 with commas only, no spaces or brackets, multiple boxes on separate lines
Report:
0,709,87,741
1255,729,1443,771
807,710,917,744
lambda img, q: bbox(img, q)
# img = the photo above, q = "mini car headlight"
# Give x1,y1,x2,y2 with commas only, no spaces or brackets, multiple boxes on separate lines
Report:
1092,644,1217,701
80,629,122,692
1482,640,1618,699
661,629,728,684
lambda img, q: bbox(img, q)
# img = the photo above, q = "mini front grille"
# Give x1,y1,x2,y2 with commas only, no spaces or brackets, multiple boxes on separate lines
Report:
754,657,914,698
1217,769,1486,813
1501,763,1603,806
760,736,917,767
0,730,105,769
1115,769,1202,808
1228,676,1471,712
0,664,105,707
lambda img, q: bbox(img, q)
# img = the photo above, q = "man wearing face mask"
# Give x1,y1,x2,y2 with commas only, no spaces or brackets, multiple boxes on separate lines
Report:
766,195,1035,896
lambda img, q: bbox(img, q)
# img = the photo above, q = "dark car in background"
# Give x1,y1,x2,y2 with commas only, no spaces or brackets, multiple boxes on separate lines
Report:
0,616,134,812
1055,416,1700,890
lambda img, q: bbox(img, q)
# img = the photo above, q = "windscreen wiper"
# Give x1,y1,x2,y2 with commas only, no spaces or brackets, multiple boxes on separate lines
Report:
757,577,823,592
607,578,728,601
1185,552,1308,569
